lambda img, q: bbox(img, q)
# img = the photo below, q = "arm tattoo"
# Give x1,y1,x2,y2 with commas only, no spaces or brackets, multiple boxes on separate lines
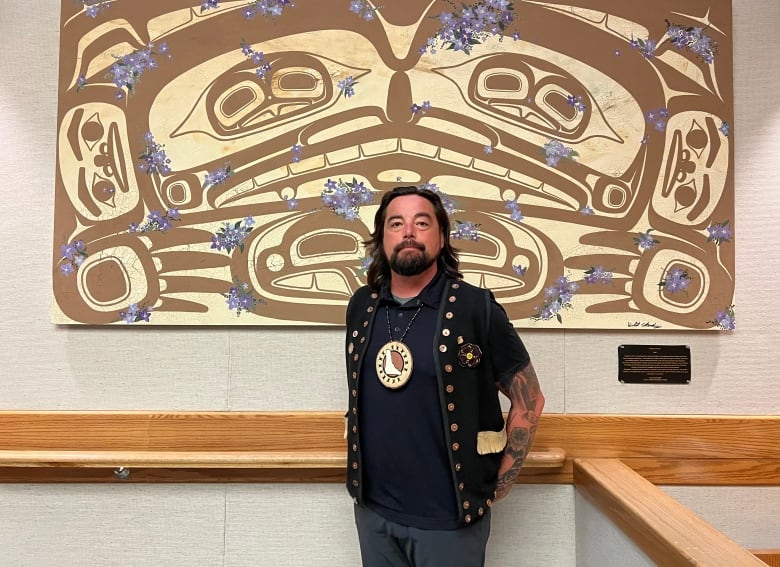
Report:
495,362,545,499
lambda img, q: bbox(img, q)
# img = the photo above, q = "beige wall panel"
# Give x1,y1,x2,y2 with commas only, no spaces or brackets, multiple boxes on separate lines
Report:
486,485,575,566
0,484,226,565
2,329,231,410
228,329,345,410
574,491,655,567
224,484,361,566
661,486,780,550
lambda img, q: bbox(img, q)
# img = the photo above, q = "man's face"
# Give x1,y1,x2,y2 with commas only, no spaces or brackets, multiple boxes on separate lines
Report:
383,195,445,277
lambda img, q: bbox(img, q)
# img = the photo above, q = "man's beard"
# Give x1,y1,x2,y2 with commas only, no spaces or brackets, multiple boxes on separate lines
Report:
389,241,436,276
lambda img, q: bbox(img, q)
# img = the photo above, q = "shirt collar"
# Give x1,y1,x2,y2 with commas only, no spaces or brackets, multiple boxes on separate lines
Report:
379,268,446,308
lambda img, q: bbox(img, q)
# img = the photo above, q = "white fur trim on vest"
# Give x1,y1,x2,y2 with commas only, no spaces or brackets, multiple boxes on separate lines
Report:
476,429,507,454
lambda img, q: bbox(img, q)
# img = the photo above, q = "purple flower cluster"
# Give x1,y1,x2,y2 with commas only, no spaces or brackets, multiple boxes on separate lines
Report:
337,76,357,98
666,22,718,64
204,163,233,188
580,205,595,215
630,37,657,60
349,0,379,21
658,268,691,294
452,220,480,241
411,100,431,115
634,229,659,251
505,198,523,222
240,40,272,80
706,220,732,245
532,275,579,323
243,0,295,19
646,107,669,132
119,303,153,324
512,265,527,277
59,240,88,276
322,178,373,221
223,277,265,316
421,182,456,216
719,122,730,137
83,1,111,18
129,208,181,233
201,0,219,11
283,195,299,210
567,95,586,112
358,256,372,276
710,305,735,331
212,217,254,253
107,43,170,100
542,139,577,167
138,132,172,176
76,74,88,91
291,144,303,163
422,0,517,56
584,266,613,285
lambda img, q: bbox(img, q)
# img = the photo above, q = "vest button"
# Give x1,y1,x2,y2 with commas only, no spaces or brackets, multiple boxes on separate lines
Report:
458,482,464,491
442,328,450,336
352,480,359,487
450,423,459,432
478,507,484,516
452,442,460,451
445,312,454,319
447,403,455,411
351,389,357,397
465,514,472,523
463,501,470,510
367,306,374,312
439,344,447,352
444,364,453,373
446,384,454,393
352,444,357,451
486,498,492,507
455,463,462,471
352,462,358,469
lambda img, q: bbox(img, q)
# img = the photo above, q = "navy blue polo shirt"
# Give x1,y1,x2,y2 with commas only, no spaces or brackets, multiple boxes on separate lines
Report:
358,270,457,529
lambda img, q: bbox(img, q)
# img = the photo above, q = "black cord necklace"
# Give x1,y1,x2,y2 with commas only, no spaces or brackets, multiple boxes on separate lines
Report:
375,303,423,389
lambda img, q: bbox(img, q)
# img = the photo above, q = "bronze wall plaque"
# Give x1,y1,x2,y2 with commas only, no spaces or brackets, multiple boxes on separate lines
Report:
618,345,691,384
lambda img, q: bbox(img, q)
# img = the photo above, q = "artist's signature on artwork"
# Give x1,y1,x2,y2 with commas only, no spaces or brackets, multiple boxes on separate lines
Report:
627,321,662,328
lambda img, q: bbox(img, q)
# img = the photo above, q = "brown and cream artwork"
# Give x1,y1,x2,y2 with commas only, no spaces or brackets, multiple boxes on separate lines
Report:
52,0,735,329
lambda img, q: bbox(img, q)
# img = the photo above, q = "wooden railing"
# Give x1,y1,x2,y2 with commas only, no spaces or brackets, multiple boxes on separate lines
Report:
574,459,768,566
0,412,777,483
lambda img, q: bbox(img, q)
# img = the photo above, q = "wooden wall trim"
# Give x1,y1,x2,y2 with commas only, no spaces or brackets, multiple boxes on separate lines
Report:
574,459,767,566
751,550,780,567
0,412,778,484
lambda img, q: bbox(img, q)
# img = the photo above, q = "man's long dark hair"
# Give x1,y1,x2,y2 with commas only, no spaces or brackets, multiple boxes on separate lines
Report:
364,186,462,289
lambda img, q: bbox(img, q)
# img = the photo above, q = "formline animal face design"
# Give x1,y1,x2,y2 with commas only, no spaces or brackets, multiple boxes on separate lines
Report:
53,0,734,329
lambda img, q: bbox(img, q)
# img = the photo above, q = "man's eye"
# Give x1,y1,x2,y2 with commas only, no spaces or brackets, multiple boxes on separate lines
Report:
417,221,429,228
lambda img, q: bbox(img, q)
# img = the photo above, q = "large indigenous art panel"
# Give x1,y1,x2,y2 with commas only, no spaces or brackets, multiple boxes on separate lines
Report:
52,0,735,329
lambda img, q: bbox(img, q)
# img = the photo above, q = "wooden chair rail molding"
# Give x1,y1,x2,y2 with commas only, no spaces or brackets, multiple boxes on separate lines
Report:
574,459,767,566
0,412,778,483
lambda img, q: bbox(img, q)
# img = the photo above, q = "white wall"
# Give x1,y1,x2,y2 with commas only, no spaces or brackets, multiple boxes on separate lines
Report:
0,1,778,565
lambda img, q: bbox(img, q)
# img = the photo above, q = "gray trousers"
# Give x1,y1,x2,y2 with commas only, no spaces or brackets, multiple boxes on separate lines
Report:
354,504,491,567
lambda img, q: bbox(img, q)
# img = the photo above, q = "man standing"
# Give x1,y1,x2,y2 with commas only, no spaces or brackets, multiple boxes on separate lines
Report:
345,186,545,566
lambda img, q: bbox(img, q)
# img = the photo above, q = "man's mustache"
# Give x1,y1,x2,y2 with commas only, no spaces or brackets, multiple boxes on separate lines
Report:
394,239,425,253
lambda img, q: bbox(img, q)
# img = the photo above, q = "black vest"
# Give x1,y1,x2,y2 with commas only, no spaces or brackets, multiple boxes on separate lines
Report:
345,277,506,527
